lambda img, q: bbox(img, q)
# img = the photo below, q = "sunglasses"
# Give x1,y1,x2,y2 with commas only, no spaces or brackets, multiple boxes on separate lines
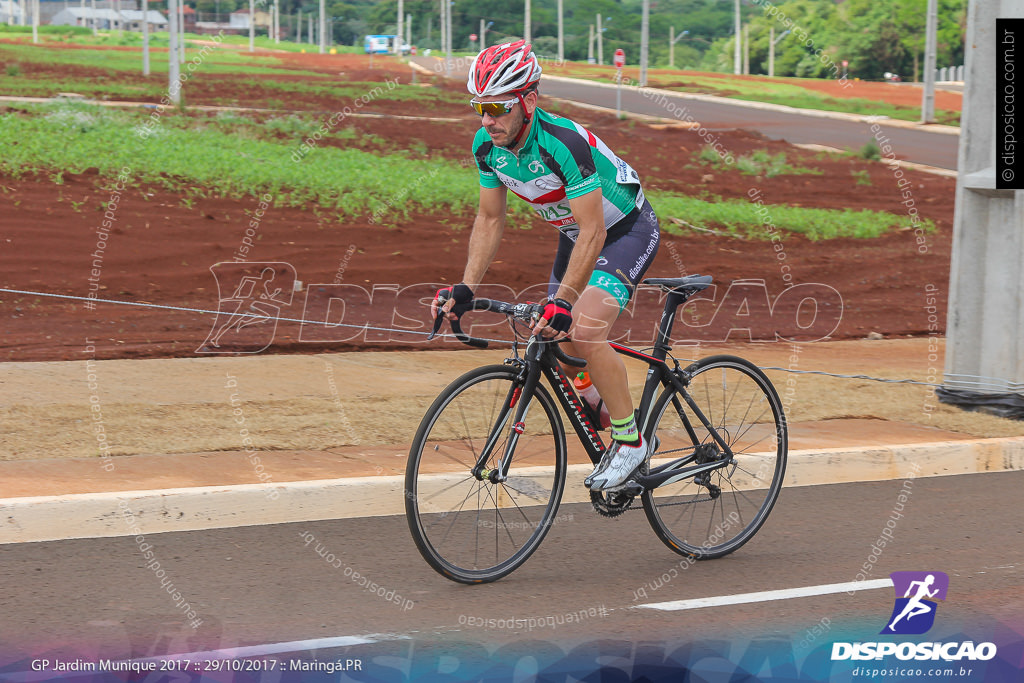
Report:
470,98,519,117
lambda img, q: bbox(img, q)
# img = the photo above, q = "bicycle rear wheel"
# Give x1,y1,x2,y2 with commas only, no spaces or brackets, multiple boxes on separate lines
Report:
405,365,567,584
641,355,787,559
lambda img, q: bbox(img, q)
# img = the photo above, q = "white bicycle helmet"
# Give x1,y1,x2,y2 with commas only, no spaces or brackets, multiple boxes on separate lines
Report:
468,40,543,96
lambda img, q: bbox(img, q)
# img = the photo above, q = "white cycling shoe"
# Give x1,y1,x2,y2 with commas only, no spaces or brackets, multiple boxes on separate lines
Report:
585,437,653,492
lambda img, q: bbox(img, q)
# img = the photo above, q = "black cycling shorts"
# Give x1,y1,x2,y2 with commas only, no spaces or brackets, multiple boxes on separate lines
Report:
547,198,660,309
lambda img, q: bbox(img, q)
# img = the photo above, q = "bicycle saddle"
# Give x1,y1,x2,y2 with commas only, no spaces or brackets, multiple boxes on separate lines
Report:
642,275,713,294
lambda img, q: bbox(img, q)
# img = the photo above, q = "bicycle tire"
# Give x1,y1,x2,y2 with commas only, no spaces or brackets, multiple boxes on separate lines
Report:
641,354,788,559
405,365,567,584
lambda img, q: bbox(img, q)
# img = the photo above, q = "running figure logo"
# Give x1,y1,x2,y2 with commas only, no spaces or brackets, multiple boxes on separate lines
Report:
198,262,296,354
881,571,949,635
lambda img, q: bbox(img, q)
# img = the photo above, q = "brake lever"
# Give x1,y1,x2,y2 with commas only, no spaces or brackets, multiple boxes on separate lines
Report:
426,310,445,341
426,297,488,348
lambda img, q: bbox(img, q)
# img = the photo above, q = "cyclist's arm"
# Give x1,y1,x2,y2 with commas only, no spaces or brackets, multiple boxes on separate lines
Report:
552,188,604,304
461,184,508,289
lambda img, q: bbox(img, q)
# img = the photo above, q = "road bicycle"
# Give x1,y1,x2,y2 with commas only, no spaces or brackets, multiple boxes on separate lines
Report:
404,275,788,584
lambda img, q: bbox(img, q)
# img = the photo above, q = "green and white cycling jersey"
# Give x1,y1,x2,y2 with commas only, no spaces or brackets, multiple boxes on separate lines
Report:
473,107,645,239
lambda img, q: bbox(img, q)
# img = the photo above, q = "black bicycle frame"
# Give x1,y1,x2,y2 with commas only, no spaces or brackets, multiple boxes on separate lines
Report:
493,285,737,492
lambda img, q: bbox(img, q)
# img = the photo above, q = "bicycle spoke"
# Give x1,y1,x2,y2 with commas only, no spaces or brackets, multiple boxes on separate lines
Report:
643,357,787,560
406,367,566,583
417,473,478,512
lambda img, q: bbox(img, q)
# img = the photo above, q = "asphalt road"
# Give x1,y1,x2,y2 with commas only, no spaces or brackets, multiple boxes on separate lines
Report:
419,57,960,171
2,472,1021,680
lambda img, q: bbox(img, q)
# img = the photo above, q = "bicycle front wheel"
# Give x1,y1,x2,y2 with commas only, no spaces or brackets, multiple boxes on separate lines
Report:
405,365,567,584
641,355,787,559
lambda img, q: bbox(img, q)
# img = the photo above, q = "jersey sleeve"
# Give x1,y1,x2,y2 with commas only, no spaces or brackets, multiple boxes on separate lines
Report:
538,120,601,200
472,129,502,189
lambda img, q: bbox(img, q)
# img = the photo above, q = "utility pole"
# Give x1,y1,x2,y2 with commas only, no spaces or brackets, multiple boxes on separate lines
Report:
396,0,402,54
168,0,180,104
296,10,301,41
524,0,530,44
406,12,411,49
733,0,740,75
639,0,649,86
588,24,594,63
142,0,149,75
274,0,279,43
768,26,774,77
669,25,673,69
556,0,563,62
318,0,325,54
480,18,484,50
596,14,603,65
90,0,96,36
921,0,938,122
446,0,452,62
248,0,254,51
31,0,36,43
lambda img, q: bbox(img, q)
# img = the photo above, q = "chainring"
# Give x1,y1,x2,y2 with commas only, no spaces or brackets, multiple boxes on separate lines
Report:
590,489,635,518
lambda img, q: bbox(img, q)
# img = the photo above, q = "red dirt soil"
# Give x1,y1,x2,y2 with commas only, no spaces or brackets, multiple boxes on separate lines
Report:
0,53,957,362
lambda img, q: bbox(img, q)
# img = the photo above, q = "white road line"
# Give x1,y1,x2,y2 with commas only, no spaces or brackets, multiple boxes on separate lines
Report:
636,578,894,612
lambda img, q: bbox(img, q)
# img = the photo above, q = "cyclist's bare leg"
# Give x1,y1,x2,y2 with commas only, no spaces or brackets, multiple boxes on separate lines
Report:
561,285,633,421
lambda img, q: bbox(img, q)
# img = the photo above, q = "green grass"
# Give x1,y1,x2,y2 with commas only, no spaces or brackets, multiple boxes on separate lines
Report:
213,33,363,54
858,140,882,160
698,145,822,178
851,169,873,186
649,191,933,241
0,41,455,105
0,39,324,76
1,101,932,238
0,102,512,222
0,26,361,54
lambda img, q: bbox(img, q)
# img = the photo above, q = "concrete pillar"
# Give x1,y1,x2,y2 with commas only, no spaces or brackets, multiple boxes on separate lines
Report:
939,0,1024,416
939,66,947,81
921,0,938,122
639,0,648,86
318,0,325,54
167,0,179,104
733,0,740,75
524,0,530,44
957,65,965,81
557,0,563,62
669,25,674,69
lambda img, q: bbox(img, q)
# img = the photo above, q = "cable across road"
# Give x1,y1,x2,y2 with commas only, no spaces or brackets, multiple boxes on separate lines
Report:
0,286,947,388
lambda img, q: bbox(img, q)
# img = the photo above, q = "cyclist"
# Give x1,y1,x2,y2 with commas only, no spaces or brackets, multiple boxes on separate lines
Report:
432,40,661,492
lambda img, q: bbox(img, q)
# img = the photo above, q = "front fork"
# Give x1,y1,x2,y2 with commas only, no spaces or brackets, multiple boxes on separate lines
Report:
471,352,541,484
